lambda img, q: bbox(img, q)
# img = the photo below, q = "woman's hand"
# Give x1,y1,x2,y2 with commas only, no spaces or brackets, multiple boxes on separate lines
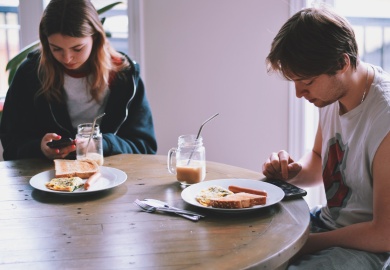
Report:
262,150,302,180
41,133,76,160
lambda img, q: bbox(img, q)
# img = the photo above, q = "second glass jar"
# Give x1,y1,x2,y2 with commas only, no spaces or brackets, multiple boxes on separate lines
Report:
76,123,104,166
167,134,206,185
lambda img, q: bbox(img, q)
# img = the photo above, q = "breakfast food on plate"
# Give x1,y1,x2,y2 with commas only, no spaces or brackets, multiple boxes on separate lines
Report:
209,192,267,209
46,160,101,192
195,185,233,206
84,172,102,190
195,184,268,209
228,185,268,197
54,159,99,178
209,194,246,209
45,177,84,192
237,192,267,205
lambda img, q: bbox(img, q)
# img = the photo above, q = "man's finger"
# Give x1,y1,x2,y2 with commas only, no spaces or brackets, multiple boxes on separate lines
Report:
278,150,290,179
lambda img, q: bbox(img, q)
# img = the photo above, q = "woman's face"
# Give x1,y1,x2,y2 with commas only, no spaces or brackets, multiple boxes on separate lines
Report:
47,34,94,72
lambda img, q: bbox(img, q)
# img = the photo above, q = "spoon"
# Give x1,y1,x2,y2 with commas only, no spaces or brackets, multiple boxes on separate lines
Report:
187,113,219,164
85,113,105,157
134,199,200,221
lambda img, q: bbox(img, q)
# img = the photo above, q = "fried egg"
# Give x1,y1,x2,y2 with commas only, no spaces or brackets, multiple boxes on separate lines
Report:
195,185,233,206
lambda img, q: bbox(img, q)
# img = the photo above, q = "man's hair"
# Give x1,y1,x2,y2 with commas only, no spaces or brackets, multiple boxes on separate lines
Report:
38,0,128,103
266,6,358,80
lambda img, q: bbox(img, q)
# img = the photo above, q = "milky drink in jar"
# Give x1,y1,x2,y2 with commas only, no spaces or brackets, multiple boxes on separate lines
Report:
78,152,104,166
76,123,104,166
176,160,206,185
167,135,206,185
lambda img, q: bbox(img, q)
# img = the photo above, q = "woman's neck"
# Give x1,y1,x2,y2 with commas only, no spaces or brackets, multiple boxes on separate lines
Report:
63,62,90,78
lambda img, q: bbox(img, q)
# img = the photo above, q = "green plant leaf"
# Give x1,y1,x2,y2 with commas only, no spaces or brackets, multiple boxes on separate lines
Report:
6,41,40,85
6,40,40,71
8,68,17,85
97,1,123,15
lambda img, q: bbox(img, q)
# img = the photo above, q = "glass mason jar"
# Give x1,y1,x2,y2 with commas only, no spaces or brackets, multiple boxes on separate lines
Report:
76,123,104,166
167,134,206,185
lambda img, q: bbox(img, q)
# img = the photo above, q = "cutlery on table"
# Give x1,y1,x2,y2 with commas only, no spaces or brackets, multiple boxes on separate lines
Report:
143,198,205,217
134,199,201,221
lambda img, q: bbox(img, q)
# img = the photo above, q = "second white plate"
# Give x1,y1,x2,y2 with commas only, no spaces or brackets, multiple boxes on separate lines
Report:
181,178,284,213
30,166,127,195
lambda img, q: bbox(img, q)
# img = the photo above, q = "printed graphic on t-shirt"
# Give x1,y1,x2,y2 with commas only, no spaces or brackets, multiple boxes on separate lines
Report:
323,134,352,219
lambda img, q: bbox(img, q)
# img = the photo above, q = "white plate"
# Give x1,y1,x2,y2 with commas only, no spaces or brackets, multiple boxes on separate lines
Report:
30,166,127,195
181,179,284,213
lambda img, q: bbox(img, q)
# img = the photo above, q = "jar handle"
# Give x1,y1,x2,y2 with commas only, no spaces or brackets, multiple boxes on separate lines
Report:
167,148,177,174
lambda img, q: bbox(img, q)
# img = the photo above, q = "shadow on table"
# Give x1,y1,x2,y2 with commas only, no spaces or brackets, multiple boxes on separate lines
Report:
206,203,280,219
31,184,128,204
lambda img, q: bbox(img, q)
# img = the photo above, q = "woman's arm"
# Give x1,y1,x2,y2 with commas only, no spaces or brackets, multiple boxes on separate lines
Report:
0,55,47,160
102,78,157,155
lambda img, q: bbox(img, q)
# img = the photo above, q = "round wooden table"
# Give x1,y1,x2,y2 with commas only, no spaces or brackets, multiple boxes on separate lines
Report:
0,154,309,269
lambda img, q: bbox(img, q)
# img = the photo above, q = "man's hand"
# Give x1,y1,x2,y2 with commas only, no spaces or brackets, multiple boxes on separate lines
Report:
262,150,302,180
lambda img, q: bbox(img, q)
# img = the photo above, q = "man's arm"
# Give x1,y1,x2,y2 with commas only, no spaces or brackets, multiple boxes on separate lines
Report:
288,122,323,187
296,131,390,257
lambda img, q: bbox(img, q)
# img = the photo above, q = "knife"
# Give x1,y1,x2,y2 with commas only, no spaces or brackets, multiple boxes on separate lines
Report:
143,199,205,217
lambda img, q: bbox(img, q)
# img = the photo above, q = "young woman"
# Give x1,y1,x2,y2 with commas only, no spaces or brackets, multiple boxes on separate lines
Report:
0,0,157,160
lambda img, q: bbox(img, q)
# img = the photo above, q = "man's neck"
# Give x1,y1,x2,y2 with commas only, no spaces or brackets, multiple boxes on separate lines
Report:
338,62,372,115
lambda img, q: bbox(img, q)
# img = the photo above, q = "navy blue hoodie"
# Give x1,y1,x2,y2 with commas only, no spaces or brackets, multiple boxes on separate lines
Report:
0,51,157,160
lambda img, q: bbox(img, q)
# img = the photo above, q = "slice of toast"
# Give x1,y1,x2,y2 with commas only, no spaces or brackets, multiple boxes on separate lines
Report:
209,192,266,209
234,192,267,206
54,159,99,179
226,193,252,208
209,195,244,209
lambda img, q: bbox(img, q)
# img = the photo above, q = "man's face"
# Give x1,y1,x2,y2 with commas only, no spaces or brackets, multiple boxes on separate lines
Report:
290,72,345,108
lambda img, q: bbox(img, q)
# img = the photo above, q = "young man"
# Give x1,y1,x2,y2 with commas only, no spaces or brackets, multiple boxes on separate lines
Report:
263,6,390,270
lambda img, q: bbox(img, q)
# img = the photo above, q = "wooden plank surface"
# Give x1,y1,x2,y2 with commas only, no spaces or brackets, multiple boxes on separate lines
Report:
0,154,309,270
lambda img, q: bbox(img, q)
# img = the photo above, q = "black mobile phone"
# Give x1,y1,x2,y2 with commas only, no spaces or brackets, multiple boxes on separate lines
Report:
46,138,74,149
264,178,307,200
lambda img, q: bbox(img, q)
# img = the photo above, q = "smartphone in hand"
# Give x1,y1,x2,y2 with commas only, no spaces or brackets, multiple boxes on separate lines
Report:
46,138,75,149
264,178,307,200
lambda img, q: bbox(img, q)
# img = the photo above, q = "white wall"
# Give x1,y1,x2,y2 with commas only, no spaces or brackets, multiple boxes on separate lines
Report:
18,0,42,47
140,0,290,172
9,0,291,173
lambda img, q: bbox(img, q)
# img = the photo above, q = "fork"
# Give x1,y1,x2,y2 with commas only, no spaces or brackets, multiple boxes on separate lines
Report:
134,199,200,221
143,199,205,217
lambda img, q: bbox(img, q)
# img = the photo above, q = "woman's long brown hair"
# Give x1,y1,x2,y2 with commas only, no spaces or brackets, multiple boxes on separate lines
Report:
38,0,129,103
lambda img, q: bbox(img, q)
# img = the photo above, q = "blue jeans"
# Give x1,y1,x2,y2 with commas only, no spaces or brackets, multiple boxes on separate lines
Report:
287,208,390,270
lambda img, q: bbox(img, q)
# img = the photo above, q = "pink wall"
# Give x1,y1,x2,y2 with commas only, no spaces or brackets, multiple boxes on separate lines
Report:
141,0,290,171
